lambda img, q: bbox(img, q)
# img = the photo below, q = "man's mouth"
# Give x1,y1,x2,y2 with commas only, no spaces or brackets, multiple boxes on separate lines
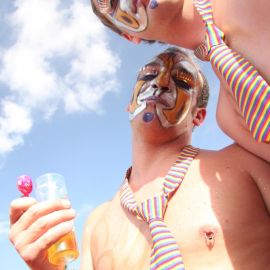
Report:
120,0,137,13
141,96,170,106
104,0,148,32
99,0,137,14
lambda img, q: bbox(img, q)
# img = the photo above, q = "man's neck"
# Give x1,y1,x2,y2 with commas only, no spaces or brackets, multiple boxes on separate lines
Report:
162,0,206,49
130,135,191,192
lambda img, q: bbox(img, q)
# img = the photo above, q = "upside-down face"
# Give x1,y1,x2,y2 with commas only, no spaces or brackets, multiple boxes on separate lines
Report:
129,50,200,128
95,0,148,32
92,0,186,43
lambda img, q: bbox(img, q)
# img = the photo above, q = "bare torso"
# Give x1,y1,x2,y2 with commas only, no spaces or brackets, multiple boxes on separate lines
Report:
210,0,270,161
89,145,270,270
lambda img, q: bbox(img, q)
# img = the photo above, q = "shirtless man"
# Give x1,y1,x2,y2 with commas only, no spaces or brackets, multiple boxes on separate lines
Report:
9,48,270,270
91,0,270,162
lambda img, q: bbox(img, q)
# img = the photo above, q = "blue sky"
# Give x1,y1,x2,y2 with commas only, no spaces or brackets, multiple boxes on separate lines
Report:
0,0,232,269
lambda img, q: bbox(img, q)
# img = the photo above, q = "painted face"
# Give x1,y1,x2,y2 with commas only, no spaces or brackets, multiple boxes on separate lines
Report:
129,51,199,128
96,0,148,32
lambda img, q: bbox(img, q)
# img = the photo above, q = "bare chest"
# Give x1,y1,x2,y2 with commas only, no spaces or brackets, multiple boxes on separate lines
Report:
91,170,270,270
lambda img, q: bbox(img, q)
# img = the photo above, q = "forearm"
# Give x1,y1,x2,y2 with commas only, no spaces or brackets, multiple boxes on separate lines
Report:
210,44,270,143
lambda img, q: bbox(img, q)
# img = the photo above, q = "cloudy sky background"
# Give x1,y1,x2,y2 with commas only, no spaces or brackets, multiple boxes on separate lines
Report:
0,0,231,268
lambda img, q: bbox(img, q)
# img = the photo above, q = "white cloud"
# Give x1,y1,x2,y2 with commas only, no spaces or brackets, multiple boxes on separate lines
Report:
0,100,32,153
0,0,121,155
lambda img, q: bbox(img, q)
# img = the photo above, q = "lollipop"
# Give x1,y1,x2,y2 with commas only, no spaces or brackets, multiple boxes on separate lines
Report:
17,175,33,197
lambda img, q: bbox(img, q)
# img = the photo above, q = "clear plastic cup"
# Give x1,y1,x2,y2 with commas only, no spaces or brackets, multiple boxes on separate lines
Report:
35,173,79,266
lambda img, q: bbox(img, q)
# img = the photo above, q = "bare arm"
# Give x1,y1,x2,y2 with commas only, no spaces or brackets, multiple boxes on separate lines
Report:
9,197,76,270
80,202,110,270
243,151,270,214
216,84,270,162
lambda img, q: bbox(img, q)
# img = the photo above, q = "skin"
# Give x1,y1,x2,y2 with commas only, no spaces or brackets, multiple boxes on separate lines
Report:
84,145,270,270
9,50,270,270
9,198,75,270
129,51,199,128
81,51,270,270
92,0,270,162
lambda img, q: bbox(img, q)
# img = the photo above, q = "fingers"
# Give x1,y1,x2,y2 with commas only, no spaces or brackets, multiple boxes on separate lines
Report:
17,207,76,245
9,197,37,225
14,220,74,264
9,198,75,248
9,197,77,269
11,199,71,232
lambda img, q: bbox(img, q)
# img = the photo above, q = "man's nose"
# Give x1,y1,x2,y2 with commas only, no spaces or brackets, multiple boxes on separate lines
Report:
152,70,170,91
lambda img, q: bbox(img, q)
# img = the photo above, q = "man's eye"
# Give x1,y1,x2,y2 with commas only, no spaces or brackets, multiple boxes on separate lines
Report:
138,65,159,81
173,78,191,90
172,68,194,90
140,73,158,81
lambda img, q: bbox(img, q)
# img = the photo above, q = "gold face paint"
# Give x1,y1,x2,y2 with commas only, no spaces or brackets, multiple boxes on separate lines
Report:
97,0,148,32
162,90,190,126
114,9,140,29
129,51,198,128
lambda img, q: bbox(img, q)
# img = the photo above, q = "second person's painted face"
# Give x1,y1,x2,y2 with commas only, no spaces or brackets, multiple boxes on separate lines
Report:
129,50,200,128
96,0,148,32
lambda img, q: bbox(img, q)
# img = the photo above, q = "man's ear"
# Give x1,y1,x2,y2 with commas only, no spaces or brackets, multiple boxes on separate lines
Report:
121,33,141,44
192,107,206,127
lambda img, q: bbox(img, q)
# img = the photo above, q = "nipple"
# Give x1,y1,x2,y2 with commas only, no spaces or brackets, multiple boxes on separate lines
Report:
199,226,217,250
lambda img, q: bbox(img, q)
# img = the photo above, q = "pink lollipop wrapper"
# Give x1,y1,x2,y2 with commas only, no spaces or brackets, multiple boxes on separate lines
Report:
17,175,33,196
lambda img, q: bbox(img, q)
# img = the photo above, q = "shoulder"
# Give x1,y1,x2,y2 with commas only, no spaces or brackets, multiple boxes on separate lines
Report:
80,201,113,270
218,144,269,167
84,201,112,229
83,192,122,234
80,193,126,269
200,143,266,163
198,143,270,177
200,144,270,212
